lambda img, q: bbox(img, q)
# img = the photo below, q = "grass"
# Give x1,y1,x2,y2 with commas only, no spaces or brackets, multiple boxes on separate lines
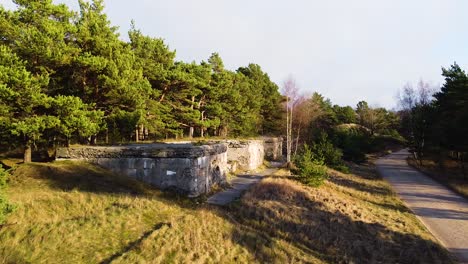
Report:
229,161,453,263
407,156,468,199
0,161,264,263
0,160,453,263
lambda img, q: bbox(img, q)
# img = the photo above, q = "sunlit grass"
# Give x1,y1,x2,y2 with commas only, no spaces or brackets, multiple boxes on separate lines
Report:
230,161,453,263
0,162,249,263
0,160,453,263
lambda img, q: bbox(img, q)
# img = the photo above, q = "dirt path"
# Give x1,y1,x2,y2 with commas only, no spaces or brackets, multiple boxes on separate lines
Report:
376,149,468,263
207,167,278,206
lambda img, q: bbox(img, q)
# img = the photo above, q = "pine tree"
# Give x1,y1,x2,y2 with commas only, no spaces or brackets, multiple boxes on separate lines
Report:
51,96,104,146
434,63,468,175
71,0,151,142
0,45,57,162
238,64,282,135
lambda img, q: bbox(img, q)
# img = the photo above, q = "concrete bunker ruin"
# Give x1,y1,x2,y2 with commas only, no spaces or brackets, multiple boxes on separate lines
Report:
56,143,228,197
55,138,283,197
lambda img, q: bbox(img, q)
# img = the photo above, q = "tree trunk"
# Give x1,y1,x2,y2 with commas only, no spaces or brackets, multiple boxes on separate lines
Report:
105,129,109,144
159,85,168,102
286,96,290,163
459,152,467,179
218,125,228,137
294,125,301,157
437,149,445,171
200,111,205,138
189,127,194,139
138,124,144,141
135,127,139,143
91,135,97,145
189,96,195,138
288,102,293,163
24,143,32,163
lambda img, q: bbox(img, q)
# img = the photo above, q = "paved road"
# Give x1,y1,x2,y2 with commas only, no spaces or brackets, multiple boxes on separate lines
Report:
376,149,468,263
207,167,278,206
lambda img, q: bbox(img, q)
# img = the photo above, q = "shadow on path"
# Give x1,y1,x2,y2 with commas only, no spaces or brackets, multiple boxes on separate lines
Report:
377,149,468,263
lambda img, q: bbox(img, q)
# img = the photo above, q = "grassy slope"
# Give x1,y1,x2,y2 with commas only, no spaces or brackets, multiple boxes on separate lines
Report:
231,164,452,263
0,160,452,263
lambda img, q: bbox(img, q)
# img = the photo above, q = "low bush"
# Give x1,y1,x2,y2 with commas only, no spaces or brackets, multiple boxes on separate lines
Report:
332,125,370,163
332,164,350,174
311,134,342,165
311,133,349,173
293,144,328,187
332,124,405,162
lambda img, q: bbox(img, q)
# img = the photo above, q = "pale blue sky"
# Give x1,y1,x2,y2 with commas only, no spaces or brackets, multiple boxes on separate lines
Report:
2,0,468,108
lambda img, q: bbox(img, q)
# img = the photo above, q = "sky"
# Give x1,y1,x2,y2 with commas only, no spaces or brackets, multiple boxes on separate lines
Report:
2,0,468,109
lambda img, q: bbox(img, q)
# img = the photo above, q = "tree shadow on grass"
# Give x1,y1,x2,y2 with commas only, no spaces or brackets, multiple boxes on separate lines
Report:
328,174,392,196
99,222,172,264
366,199,411,213
8,160,455,263
347,162,381,180
11,161,199,209
221,180,453,264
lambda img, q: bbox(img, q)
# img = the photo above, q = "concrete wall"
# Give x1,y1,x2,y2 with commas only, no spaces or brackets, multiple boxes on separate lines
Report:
263,137,283,161
55,138,283,195
56,143,227,197
224,140,265,171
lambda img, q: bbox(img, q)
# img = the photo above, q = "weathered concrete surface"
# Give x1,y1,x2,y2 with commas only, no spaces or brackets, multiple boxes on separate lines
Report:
56,143,228,197
56,143,227,159
376,149,468,263
207,167,278,206
225,140,265,171
263,137,283,161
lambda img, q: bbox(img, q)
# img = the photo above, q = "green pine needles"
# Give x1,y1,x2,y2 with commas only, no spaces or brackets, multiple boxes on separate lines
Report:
0,0,283,162
293,144,328,187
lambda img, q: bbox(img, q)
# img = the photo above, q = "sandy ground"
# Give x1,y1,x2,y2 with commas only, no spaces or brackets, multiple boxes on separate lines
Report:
376,149,468,263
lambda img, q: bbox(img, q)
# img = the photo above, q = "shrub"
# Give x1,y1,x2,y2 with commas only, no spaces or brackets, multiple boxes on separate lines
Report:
368,134,406,153
293,144,328,187
0,165,15,224
311,133,349,173
332,125,370,163
333,164,350,174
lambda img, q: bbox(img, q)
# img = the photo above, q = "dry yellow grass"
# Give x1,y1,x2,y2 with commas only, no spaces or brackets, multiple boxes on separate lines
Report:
229,162,453,263
0,160,453,263
0,161,310,264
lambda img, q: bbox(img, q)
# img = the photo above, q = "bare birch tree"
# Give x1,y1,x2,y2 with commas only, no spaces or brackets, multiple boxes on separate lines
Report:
282,77,299,163
292,95,323,156
396,79,437,162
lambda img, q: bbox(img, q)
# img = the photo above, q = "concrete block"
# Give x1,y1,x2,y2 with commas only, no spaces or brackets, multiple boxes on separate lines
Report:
56,143,229,197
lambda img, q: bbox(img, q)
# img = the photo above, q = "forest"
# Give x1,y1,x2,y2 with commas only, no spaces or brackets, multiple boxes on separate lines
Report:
0,0,406,223
398,65,468,179
0,0,407,165
0,0,284,162
0,0,468,174
1,0,466,177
